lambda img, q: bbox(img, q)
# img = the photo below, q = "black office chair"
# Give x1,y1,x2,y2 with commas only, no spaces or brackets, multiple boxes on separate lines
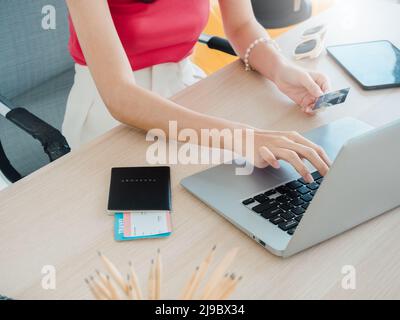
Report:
0,94,71,183
252,0,312,28
0,36,235,186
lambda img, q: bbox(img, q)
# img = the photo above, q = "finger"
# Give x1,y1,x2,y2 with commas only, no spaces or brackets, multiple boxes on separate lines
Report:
303,105,317,115
310,71,331,93
321,80,330,93
259,146,280,169
284,132,332,168
300,95,316,109
280,140,329,176
304,108,316,115
300,73,324,98
271,148,313,183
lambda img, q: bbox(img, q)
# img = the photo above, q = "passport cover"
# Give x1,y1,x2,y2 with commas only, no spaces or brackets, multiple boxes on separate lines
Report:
108,166,171,212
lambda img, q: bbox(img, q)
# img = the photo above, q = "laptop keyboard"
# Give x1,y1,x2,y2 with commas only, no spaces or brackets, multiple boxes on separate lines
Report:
241,171,324,236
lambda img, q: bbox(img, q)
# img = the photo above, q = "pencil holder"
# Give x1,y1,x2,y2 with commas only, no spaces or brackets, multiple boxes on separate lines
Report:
85,246,242,300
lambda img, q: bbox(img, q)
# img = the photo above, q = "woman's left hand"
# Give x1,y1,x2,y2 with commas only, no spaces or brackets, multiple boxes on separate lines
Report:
273,62,330,115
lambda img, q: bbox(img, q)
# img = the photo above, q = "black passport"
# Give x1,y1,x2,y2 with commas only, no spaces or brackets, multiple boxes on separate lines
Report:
107,166,171,213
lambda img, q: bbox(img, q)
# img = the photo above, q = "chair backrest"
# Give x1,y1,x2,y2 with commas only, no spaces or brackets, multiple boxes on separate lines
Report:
0,0,73,99
0,0,74,178
251,0,312,29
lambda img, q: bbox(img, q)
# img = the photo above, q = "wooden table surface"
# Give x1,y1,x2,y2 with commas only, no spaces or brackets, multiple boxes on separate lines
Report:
1,0,400,299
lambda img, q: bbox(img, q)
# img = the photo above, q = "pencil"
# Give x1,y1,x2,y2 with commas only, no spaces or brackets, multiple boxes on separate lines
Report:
185,245,217,299
128,261,143,300
148,259,156,300
96,269,109,290
90,275,110,299
98,251,128,295
208,273,230,300
106,274,122,300
201,247,239,299
88,245,241,300
181,266,199,299
127,282,134,300
155,249,162,300
219,275,242,300
85,278,103,300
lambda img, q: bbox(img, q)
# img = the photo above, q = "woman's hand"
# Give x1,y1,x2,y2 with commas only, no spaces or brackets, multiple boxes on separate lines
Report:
252,129,331,183
273,62,330,115
218,0,330,114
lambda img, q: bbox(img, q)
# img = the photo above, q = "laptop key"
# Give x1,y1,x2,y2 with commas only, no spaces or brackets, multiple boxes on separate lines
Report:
297,186,310,195
301,194,313,202
311,171,323,180
254,194,268,203
306,182,319,190
286,180,303,190
276,185,290,194
270,216,284,225
279,203,293,211
252,201,278,213
316,178,324,184
242,198,255,205
280,212,295,220
295,215,303,222
298,177,307,185
279,220,298,231
290,198,304,206
264,189,277,197
276,195,290,203
291,207,305,215
261,208,283,220
302,203,310,210
310,190,317,196
287,228,297,235
286,190,300,199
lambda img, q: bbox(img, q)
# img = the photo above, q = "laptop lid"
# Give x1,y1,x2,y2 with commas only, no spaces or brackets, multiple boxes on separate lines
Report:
284,118,400,257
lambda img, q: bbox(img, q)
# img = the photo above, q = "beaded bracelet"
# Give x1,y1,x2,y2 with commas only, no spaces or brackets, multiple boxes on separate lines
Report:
243,37,280,71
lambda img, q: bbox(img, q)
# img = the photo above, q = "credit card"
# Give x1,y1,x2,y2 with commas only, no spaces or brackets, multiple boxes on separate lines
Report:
314,87,350,110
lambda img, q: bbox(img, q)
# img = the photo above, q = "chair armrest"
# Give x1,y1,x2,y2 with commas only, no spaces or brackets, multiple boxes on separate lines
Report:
198,34,237,56
5,108,70,162
0,139,21,183
1,92,70,164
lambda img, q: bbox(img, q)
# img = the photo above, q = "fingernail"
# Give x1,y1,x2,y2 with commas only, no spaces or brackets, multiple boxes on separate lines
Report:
306,173,314,183
273,161,280,169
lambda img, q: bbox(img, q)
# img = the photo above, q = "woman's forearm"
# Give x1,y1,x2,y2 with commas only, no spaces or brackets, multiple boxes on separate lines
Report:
111,81,254,150
227,21,287,81
219,0,287,81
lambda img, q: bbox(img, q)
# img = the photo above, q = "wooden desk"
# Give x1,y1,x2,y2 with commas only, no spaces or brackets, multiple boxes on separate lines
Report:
1,0,400,299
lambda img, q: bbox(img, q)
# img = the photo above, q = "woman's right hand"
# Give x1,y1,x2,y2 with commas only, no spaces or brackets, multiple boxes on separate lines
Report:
251,129,331,183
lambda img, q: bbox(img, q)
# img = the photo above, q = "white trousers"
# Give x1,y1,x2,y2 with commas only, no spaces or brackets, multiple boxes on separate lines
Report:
62,58,206,149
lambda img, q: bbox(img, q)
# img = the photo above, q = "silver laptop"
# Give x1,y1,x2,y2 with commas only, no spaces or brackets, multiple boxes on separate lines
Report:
181,118,400,257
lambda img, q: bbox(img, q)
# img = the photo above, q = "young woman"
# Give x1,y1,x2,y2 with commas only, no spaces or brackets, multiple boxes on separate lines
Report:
64,0,331,183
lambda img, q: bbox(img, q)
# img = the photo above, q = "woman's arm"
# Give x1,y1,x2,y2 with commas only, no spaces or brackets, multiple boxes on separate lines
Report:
66,0,330,181
219,0,330,113
66,0,240,136
218,0,283,80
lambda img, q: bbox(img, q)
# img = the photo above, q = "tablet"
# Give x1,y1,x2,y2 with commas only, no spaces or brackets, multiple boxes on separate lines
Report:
327,40,400,90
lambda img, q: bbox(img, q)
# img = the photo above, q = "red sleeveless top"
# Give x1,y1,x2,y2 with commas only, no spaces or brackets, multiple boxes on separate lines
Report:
68,0,210,71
